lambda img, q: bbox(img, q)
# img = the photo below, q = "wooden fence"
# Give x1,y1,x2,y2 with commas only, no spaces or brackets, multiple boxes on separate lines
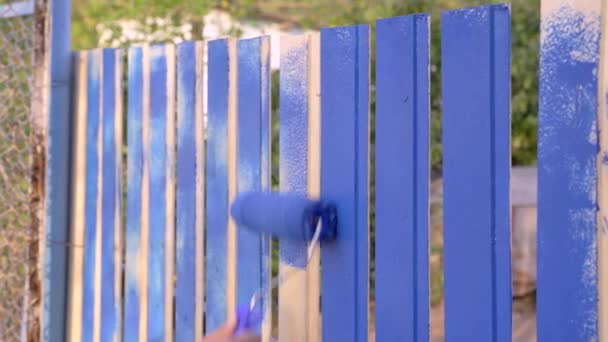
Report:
58,1,608,341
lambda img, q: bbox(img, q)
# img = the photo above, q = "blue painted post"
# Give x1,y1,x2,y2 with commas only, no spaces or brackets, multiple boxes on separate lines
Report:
537,1,602,340
124,46,144,342
320,24,370,342
41,0,72,340
100,48,123,342
176,41,197,341
236,37,271,329
206,39,232,333
441,4,511,341
148,44,174,342
375,14,430,342
175,40,205,341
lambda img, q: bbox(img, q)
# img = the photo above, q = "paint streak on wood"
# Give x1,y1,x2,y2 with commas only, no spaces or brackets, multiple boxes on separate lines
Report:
597,1,608,340
538,1,601,340
278,33,320,342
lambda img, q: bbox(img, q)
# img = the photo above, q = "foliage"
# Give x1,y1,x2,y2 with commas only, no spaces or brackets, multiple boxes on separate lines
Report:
72,0,210,49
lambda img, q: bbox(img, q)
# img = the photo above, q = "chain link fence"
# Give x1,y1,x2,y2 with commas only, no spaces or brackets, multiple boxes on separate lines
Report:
0,1,39,341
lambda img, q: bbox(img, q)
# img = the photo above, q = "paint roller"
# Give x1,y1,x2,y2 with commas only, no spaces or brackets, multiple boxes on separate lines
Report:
228,191,338,335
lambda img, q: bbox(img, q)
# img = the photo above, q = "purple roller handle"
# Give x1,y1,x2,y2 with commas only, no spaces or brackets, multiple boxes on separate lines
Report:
234,304,262,336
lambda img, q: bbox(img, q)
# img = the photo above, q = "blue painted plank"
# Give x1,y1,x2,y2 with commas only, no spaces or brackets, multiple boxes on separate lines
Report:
236,37,266,322
124,46,144,342
320,24,370,342
279,36,309,268
537,3,601,340
206,39,231,333
42,0,72,338
375,14,430,342
148,44,169,342
82,50,101,342
441,4,511,341
100,48,121,342
176,41,197,341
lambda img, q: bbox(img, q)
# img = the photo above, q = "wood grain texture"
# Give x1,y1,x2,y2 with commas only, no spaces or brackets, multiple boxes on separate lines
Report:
538,0,601,340
320,24,370,342
67,51,88,342
375,14,430,342
442,5,511,341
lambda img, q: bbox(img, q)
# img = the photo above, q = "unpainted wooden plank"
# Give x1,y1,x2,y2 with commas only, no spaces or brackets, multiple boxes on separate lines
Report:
66,51,88,342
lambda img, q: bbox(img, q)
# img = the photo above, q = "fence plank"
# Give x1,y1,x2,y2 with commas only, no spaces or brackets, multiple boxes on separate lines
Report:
206,38,235,332
320,24,370,342
260,37,273,341
442,5,511,341
67,51,88,342
236,37,271,335
174,41,205,341
124,46,145,342
278,33,321,342
538,1,602,340
82,49,101,342
100,48,123,342
147,44,176,342
598,1,608,338
235,37,262,311
375,14,430,342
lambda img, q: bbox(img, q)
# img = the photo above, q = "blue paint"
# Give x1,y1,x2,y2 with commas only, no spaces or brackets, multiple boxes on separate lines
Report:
100,48,119,342
148,44,168,342
176,41,197,342
375,14,429,342
442,5,511,341
205,39,231,333
42,0,71,339
279,37,309,268
537,5,600,340
237,38,264,322
320,24,369,342
82,50,101,342
124,46,144,342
